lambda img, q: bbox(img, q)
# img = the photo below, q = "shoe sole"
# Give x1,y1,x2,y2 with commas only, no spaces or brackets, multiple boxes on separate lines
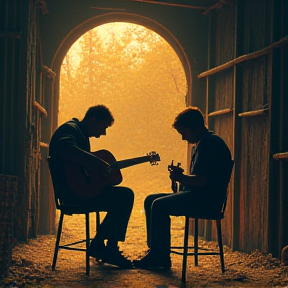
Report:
88,251,104,262
100,257,133,269
101,262,133,269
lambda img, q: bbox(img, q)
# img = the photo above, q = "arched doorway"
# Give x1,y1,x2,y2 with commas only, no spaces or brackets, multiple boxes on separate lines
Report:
51,12,192,104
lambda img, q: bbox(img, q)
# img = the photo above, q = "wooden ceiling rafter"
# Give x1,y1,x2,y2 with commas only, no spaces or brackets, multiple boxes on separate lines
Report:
115,0,208,10
91,1,232,15
202,0,231,15
90,7,127,11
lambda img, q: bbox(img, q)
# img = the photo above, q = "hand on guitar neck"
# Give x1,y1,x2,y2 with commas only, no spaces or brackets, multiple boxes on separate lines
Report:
168,160,184,193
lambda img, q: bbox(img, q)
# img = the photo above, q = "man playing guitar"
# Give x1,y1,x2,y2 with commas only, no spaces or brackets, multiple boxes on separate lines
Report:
49,105,160,269
133,107,232,269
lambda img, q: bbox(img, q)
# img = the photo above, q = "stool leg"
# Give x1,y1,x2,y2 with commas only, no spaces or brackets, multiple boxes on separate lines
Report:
216,219,225,273
52,212,64,270
86,213,90,276
181,216,190,282
194,218,198,266
96,211,100,231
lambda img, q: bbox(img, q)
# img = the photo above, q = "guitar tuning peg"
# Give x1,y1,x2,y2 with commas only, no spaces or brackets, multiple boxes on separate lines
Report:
177,162,181,167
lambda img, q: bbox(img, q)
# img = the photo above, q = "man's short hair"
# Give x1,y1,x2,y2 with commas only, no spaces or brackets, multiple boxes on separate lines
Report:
83,105,114,125
173,107,205,130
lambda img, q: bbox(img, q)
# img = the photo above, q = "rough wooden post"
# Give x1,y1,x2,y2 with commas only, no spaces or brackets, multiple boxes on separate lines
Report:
0,174,17,277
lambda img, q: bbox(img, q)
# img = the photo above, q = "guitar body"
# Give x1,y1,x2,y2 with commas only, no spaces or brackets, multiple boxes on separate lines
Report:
63,150,123,198
63,149,160,198
93,150,123,185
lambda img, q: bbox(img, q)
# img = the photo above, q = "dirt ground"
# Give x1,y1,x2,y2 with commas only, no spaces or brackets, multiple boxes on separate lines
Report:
2,188,288,288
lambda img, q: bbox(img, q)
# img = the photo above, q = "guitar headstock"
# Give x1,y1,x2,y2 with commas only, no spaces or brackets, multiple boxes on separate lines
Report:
147,151,161,165
168,160,183,172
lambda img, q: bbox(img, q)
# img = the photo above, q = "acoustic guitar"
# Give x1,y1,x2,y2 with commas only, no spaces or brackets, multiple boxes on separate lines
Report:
63,149,160,198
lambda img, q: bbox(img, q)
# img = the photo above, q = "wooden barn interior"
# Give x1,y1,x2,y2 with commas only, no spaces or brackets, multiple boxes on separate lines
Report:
0,0,288,275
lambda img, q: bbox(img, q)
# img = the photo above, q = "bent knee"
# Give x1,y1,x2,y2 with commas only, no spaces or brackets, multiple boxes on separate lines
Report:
144,194,156,210
122,187,134,202
151,198,168,214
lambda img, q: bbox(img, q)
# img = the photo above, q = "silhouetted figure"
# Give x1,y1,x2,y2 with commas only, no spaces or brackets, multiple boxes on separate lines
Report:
49,105,134,269
133,107,232,269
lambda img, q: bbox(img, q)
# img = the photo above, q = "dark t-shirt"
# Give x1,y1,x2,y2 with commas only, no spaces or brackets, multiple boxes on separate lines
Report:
188,131,232,208
48,118,90,204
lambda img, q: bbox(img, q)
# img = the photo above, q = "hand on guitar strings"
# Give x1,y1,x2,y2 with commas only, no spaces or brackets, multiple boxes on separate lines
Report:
169,166,184,182
97,160,112,176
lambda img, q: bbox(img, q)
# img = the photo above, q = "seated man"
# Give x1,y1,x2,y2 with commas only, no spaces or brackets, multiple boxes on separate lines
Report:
133,107,232,269
49,104,134,269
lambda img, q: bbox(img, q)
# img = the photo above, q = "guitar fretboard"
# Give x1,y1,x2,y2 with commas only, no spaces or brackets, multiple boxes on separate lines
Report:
113,156,151,170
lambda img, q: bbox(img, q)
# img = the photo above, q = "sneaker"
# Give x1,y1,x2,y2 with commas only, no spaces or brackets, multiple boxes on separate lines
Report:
102,246,133,269
133,250,171,269
88,239,106,261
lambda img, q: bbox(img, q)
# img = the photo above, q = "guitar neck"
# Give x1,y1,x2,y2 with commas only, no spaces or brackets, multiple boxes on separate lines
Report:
114,155,151,170
171,180,178,193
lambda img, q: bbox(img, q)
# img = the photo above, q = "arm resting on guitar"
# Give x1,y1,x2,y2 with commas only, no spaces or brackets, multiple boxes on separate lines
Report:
169,172,208,188
57,136,110,169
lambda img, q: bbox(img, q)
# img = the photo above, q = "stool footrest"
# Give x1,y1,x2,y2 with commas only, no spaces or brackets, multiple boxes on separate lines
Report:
59,246,86,252
171,246,220,256
59,238,93,247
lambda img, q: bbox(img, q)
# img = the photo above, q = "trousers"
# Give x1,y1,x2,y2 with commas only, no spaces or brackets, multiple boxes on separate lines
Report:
79,185,134,242
144,191,218,255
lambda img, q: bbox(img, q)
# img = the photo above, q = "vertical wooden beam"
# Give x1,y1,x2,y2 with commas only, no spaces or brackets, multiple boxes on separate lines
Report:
231,0,242,251
1,0,9,172
281,44,288,257
203,12,211,240
14,0,30,241
205,12,211,126
280,0,288,255
267,0,283,258
39,67,56,235
207,9,217,130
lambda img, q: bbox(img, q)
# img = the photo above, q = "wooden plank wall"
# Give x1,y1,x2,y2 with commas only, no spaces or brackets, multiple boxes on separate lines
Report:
195,0,236,247
208,2,235,247
239,57,270,253
0,0,52,240
269,0,288,257
39,67,56,235
196,0,288,257
0,0,31,241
